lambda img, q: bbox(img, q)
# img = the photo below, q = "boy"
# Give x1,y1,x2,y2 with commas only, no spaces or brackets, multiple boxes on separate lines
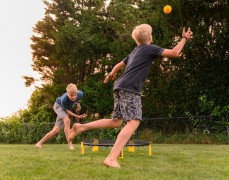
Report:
35,83,87,150
69,24,193,166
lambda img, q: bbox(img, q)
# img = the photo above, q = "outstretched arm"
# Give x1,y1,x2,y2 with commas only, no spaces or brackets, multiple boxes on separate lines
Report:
66,110,87,119
161,27,193,58
104,61,126,83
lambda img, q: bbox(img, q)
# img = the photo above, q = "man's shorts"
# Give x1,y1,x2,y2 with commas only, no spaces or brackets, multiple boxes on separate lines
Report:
53,103,68,129
112,89,142,121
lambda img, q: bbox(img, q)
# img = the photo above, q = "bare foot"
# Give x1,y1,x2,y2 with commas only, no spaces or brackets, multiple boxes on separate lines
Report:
69,123,82,141
35,143,42,149
103,158,121,168
68,144,75,150
68,141,75,150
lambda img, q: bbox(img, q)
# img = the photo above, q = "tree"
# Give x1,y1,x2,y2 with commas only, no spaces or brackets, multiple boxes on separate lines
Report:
24,0,228,120
142,0,229,117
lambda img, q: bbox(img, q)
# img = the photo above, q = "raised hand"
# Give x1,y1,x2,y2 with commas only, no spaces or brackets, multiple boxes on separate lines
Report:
182,27,193,40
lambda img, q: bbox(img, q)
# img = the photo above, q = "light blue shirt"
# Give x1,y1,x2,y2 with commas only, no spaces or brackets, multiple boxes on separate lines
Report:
55,90,83,111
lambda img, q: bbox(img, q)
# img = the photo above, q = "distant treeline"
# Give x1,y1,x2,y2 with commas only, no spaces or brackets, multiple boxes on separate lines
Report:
1,0,228,144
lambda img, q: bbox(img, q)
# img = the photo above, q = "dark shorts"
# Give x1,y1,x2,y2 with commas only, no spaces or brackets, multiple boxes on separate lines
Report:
112,89,142,121
53,103,68,129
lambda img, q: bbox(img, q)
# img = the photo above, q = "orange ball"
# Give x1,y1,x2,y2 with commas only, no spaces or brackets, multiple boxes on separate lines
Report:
164,5,172,14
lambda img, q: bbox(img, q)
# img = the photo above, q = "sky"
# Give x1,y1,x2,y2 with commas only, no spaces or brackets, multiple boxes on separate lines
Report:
0,1,45,117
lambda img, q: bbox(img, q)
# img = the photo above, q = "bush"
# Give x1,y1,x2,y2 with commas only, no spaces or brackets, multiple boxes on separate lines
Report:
138,129,228,144
0,117,228,144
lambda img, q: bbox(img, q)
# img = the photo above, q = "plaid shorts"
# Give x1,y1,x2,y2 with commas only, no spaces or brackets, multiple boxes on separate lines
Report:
112,89,142,121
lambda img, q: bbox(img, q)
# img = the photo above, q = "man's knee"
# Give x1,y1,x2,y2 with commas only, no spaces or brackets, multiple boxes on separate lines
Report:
63,116,70,126
52,127,61,135
113,119,123,128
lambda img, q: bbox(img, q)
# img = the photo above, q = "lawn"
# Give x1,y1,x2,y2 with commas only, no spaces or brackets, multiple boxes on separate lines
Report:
0,144,228,179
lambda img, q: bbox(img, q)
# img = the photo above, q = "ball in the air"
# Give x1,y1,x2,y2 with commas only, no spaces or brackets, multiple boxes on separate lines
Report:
163,5,172,14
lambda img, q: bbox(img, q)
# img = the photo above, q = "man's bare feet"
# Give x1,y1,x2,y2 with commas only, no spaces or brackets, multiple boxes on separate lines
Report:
69,123,82,141
68,144,75,150
68,141,75,150
35,143,42,149
103,158,121,168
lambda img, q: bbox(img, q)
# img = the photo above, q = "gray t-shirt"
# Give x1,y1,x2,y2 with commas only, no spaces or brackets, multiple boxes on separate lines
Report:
113,44,164,94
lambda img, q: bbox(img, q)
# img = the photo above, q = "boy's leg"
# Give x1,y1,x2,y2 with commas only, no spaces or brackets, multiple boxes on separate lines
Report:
69,118,123,141
104,119,140,168
63,116,74,150
35,125,61,148
103,90,142,167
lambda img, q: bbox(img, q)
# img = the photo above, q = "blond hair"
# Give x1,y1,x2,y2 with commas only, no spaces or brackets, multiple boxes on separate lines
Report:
131,24,152,45
66,83,77,93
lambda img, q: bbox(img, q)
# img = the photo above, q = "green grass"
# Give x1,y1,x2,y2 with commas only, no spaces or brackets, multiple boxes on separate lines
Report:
0,144,228,179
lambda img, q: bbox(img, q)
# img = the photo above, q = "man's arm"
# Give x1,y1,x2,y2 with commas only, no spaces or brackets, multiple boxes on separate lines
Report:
66,109,87,119
104,61,126,83
76,102,81,111
161,27,193,58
